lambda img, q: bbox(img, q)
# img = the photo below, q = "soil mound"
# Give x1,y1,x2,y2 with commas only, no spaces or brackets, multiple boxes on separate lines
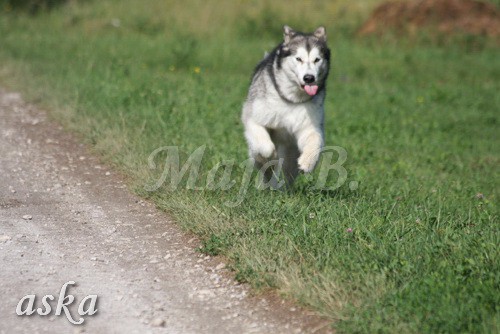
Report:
358,0,500,38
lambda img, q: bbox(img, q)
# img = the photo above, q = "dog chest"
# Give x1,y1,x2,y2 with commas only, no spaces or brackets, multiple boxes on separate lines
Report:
251,97,323,132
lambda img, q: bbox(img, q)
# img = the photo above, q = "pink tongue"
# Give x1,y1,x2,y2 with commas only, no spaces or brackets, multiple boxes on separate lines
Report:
304,85,318,96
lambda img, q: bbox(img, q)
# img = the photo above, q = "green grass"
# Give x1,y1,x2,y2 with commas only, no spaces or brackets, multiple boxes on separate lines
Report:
0,1,499,332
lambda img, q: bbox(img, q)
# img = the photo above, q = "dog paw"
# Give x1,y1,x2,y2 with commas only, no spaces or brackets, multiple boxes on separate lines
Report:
253,141,276,160
298,152,318,173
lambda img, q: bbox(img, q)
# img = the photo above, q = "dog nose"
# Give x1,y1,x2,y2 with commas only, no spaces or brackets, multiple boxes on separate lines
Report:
303,74,315,84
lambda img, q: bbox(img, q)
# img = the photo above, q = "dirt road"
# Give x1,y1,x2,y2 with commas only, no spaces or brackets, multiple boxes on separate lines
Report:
0,89,329,333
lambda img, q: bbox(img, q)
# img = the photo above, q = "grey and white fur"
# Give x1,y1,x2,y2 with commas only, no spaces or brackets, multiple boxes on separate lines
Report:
241,25,331,188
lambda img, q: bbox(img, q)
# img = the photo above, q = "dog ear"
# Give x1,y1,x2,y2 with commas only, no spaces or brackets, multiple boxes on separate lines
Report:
314,26,326,42
283,25,295,45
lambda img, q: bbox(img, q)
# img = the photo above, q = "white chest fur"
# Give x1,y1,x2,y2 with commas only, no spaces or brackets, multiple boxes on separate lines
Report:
250,94,324,135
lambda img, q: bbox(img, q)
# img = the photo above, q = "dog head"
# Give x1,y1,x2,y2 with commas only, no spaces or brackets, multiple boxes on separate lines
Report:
279,25,330,97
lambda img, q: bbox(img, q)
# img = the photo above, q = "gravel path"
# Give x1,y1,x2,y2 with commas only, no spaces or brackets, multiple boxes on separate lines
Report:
0,89,330,334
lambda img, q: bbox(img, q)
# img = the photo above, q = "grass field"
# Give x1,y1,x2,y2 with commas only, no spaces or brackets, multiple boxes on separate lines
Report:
0,0,498,332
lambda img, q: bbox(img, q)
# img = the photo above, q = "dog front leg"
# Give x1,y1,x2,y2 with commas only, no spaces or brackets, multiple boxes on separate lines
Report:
296,127,323,173
244,120,276,163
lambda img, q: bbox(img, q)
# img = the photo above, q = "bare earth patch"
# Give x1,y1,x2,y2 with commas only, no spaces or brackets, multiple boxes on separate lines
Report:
358,0,500,38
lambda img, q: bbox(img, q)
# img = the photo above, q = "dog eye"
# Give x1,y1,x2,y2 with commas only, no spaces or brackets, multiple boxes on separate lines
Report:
295,57,303,63
314,58,321,63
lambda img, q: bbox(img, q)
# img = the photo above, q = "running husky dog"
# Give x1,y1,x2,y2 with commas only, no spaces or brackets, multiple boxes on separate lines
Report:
242,25,330,188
